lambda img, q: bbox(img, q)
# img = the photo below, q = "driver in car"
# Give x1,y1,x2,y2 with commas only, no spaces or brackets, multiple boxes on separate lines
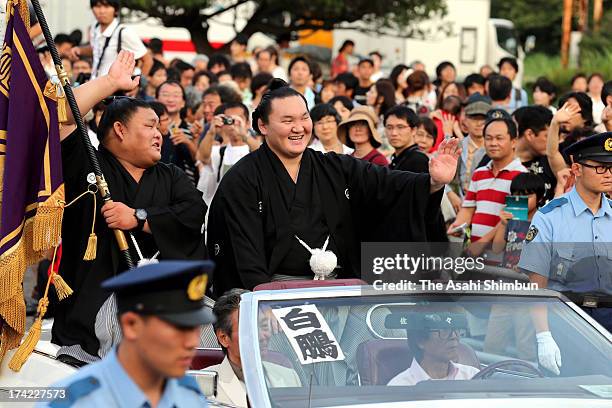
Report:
388,312,479,386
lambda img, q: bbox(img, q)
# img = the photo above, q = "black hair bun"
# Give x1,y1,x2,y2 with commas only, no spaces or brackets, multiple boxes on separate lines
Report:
268,78,289,92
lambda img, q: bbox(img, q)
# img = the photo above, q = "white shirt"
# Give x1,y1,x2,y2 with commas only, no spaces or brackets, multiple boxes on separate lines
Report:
592,95,605,125
197,143,250,206
370,70,385,82
90,18,147,78
310,139,354,155
271,65,288,81
388,358,479,386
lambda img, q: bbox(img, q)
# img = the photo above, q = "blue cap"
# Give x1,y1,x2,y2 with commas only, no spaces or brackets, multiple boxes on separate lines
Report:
563,131,612,163
102,260,215,327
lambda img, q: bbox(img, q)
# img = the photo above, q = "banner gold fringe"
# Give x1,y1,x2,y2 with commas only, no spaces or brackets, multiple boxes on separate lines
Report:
2,185,94,369
0,293,25,363
8,241,60,371
0,219,39,366
32,186,65,252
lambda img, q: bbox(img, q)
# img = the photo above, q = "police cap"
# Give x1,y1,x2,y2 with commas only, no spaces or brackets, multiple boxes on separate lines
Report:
102,260,215,327
563,131,612,163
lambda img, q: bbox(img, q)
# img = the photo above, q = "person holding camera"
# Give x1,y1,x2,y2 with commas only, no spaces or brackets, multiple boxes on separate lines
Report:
196,102,261,206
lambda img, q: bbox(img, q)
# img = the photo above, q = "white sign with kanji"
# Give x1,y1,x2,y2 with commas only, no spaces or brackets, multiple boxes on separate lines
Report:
272,304,346,365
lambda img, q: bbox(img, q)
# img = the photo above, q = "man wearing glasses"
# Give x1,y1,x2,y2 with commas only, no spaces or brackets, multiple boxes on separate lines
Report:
518,132,612,375
388,312,478,386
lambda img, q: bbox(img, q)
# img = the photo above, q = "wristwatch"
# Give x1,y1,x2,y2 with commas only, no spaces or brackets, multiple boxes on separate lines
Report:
134,208,147,231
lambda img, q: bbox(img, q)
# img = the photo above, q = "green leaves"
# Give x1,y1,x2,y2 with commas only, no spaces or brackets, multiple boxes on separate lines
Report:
121,0,446,53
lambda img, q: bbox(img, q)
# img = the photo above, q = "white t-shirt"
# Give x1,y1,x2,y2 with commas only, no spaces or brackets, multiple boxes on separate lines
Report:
309,139,354,155
90,18,147,78
388,358,479,386
271,65,288,81
197,143,250,206
592,96,605,125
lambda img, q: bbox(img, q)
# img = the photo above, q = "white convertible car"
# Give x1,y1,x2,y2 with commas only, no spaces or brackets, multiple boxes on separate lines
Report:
2,282,611,407
237,282,612,408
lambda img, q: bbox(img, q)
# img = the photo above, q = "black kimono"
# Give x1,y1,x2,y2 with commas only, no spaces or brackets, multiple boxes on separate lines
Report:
207,143,444,297
386,144,448,243
53,129,207,358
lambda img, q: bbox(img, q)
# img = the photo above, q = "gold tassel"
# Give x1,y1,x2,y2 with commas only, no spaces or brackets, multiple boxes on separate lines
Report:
83,233,97,261
8,297,48,372
56,85,68,123
83,191,97,261
8,243,58,371
51,274,73,300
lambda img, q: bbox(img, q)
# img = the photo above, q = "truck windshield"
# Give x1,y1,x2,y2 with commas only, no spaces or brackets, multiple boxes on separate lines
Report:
496,26,519,57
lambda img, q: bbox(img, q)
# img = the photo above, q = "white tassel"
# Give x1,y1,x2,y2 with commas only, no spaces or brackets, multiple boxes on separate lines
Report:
295,235,337,280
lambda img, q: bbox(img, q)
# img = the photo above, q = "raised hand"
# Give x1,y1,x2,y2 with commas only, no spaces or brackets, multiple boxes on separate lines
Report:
106,50,140,93
441,112,457,136
554,102,581,125
429,137,461,187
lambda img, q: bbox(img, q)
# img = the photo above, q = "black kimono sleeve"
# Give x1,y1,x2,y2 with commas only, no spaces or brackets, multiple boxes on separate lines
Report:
337,155,444,242
207,167,269,296
145,165,207,259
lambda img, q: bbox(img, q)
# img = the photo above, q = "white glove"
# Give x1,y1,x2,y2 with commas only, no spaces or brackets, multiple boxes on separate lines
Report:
536,331,562,375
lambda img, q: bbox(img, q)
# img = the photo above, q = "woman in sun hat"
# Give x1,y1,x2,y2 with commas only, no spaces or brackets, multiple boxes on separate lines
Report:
337,106,389,166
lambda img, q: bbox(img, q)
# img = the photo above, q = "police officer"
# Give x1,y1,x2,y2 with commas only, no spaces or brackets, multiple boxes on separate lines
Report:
518,132,612,375
40,260,215,407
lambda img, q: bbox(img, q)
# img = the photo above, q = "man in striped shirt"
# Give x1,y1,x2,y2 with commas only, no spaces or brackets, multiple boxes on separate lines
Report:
448,109,527,242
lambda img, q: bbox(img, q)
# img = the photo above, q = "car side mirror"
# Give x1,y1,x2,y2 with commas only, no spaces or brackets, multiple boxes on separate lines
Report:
187,369,218,399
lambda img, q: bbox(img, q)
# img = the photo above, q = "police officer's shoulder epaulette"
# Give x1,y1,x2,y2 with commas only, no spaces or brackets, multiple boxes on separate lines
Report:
177,375,203,395
49,376,101,408
538,197,568,214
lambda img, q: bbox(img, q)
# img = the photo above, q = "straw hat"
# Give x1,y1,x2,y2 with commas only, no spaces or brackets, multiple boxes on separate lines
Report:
337,106,382,148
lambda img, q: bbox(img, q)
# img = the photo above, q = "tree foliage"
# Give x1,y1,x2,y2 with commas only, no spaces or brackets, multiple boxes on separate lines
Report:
121,0,447,54
491,0,612,54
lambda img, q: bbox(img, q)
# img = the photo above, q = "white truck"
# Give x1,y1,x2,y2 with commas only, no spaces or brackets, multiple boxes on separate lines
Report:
332,0,524,82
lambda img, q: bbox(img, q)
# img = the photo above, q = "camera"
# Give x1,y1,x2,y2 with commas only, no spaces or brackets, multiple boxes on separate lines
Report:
222,116,234,126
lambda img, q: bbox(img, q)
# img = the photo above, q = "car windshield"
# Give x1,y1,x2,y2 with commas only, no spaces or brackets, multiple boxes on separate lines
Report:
496,25,519,57
251,293,612,406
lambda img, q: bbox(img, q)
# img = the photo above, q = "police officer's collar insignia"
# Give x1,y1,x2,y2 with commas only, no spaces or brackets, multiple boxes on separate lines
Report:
187,274,207,301
605,138,612,152
525,225,538,243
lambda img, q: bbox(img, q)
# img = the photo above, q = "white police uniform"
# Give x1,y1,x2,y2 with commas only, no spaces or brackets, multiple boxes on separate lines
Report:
38,260,215,407
518,132,612,331
37,348,207,408
518,187,612,295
